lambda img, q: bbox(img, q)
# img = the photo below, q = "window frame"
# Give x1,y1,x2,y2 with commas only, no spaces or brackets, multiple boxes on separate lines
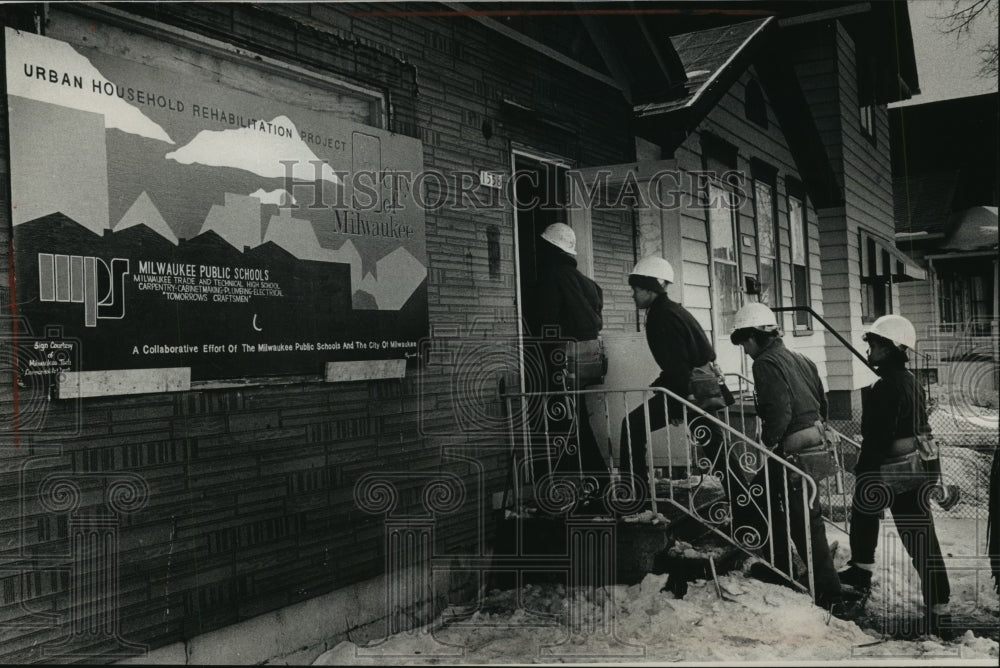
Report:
707,177,743,349
856,46,878,147
750,160,781,308
859,103,877,145
860,233,894,324
785,179,812,331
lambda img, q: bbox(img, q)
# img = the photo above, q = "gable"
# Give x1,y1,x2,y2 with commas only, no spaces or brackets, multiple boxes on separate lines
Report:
636,18,840,209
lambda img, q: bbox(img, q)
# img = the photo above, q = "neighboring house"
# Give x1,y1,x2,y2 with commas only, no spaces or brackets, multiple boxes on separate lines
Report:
781,3,925,419
891,93,999,405
0,2,919,663
629,2,922,419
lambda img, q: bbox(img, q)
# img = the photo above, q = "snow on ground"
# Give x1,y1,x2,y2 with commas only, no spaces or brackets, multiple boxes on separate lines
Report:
315,514,998,665
826,518,998,649
930,400,998,439
936,445,995,512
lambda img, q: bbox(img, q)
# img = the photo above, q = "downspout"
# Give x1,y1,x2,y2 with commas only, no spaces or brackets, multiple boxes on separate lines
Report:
928,256,944,394
994,259,999,371
929,257,939,331
35,2,50,34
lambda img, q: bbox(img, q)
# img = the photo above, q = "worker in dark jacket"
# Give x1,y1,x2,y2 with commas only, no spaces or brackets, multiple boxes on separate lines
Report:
529,224,604,343
619,256,726,495
839,314,951,634
524,223,609,501
730,303,857,619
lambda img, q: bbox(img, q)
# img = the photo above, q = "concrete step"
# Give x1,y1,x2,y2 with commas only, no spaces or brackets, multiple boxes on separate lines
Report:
489,483,745,588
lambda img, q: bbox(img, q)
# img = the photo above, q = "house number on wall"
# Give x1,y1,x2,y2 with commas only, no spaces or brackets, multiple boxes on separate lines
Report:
479,170,505,189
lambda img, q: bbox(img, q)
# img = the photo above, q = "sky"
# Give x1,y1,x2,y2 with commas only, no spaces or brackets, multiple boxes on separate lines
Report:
894,0,999,106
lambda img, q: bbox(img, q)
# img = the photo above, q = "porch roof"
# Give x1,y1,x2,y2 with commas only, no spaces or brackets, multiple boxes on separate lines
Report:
941,206,999,252
861,229,928,282
633,17,772,118
893,171,960,237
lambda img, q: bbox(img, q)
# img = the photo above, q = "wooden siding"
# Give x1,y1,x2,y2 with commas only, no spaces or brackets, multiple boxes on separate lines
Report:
834,22,895,244
897,247,937,344
794,20,899,393
671,68,829,376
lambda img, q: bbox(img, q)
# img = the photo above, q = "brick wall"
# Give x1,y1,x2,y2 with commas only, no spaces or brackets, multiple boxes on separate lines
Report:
0,3,635,662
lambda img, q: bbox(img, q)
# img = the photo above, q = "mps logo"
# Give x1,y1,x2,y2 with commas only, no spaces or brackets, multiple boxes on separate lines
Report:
36,253,129,327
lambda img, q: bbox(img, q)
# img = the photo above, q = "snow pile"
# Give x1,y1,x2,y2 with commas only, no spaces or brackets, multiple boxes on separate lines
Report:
667,539,729,562
313,513,998,665
315,569,997,664
622,509,671,524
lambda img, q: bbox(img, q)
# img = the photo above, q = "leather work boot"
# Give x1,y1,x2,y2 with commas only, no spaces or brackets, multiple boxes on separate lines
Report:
927,603,954,639
831,598,864,622
817,594,864,622
837,563,873,595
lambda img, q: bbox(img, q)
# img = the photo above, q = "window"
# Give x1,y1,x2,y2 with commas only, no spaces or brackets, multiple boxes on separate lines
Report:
856,51,878,145
937,259,995,336
788,192,810,328
753,179,780,306
859,104,876,144
701,133,744,373
861,235,892,323
709,181,741,339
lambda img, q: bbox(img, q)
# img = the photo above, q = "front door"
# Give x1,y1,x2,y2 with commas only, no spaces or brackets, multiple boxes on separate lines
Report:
512,151,570,393
513,154,568,323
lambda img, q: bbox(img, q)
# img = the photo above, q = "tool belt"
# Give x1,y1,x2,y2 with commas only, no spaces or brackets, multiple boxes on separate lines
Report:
787,445,837,482
879,450,925,494
783,425,824,454
888,436,919,458
783,421,837,482
564,337,608,387
688,361,734,413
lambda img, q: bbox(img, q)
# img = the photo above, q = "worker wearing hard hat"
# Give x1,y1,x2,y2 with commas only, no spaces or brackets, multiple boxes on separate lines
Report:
729,302,858,619
620,255,726,492
524,222,610,501
530,223,604,344
840,314,951,635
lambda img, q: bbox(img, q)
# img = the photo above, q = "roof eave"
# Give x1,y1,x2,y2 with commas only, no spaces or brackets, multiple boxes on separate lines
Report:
632,17,777,150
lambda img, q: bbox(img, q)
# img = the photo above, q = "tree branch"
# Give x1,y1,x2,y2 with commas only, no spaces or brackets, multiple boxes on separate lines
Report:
933,0,999,79
936,0,996,35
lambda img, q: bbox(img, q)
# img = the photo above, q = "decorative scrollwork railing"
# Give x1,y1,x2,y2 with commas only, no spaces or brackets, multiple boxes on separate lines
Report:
724,371,862,534
502,383,822,600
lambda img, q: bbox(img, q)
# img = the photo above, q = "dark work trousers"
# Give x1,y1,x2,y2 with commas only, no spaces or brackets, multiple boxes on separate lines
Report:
850,469,951,611
618,393,730,494
736,457,842,600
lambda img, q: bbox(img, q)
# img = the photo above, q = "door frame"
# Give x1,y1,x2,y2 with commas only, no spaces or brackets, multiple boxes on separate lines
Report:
510,146,573,394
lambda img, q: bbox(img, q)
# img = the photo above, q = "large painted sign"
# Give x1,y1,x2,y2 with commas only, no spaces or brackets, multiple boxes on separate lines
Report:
5,28,427,381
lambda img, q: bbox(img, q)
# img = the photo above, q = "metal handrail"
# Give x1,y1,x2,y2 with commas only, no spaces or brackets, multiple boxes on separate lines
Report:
771,306,876,373
500,383,821,598
723,371,863,534
771,305,939,374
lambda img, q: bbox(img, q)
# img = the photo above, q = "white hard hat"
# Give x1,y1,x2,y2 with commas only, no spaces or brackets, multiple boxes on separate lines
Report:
630,256,674,283
541,223,577,255
864,314,916,350
731,303,778,333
